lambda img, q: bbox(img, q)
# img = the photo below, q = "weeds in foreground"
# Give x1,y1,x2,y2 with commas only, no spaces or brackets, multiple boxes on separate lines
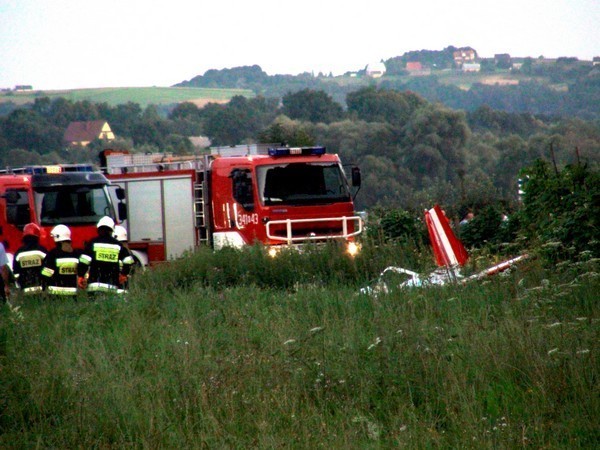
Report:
0,247,598,447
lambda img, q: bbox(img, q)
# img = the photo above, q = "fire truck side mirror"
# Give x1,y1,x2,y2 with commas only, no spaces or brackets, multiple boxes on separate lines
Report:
115,187,126,201
351,167,362,187
118,202,127,222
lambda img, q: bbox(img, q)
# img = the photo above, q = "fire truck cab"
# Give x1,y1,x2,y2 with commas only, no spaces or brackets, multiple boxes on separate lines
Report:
209,145,362,251
0,164,120,264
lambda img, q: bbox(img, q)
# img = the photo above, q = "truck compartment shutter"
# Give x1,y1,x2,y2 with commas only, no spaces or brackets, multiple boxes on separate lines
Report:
127,180,163,242
163,178,195,259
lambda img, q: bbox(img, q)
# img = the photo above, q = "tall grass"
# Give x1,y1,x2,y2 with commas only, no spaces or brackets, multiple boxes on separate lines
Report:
1,244,598,447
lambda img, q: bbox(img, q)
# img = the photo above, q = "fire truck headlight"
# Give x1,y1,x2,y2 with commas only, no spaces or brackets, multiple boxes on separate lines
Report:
267,247,279,258
346,242,360,257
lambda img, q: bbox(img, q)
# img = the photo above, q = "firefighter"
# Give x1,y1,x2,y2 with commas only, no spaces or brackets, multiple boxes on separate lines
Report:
113,225,129,249
13,223,47,295
78,216,133,294
113,225,134,290
0,242,10,303
41,225,80,296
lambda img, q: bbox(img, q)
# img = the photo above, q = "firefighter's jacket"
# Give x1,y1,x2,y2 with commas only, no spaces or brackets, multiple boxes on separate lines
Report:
13,243,47,294
78,235,133,292
41,247,81,295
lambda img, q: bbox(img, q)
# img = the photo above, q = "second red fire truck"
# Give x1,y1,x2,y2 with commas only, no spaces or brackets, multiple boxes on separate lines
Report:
0,164,122,267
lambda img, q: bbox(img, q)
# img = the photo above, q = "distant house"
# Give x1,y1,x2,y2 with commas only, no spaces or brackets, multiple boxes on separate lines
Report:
462,63,481,73
453,48,477,67
593,57,600,66
366,62,386,78
14,85,33,91
405,61,431,76
64,120,115,147
494,53,512,69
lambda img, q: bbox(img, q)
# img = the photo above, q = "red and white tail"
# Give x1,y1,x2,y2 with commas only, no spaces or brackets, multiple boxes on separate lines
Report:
425,205,469,268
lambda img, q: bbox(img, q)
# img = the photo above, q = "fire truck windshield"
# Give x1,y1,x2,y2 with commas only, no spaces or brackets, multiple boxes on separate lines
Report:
34,186,113,225
257,162,351,206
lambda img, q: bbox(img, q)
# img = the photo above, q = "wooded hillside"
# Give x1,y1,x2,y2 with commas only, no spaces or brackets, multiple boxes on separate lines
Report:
1,47,598,217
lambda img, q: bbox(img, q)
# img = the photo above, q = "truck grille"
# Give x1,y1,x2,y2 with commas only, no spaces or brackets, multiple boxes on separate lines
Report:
266,216,362,244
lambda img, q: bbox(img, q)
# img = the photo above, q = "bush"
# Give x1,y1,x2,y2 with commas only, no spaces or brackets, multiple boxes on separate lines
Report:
459,204,517,249
517,160,599,262
365,207,427,248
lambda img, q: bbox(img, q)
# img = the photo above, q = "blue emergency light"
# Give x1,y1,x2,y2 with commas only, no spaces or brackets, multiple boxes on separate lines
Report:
22,164,94,174
267,146,326,157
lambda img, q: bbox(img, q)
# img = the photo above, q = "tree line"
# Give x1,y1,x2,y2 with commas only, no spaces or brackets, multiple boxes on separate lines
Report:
0,88,598,216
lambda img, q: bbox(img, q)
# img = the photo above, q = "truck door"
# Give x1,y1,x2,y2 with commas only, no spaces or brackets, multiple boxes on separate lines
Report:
231,168,254,212
5,189,32,228
1,188,33,253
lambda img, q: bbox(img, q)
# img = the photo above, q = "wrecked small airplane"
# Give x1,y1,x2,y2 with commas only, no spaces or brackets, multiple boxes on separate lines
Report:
361,205,529,295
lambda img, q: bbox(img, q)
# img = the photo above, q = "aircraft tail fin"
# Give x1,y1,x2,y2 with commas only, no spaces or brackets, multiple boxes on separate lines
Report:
425,204,469,268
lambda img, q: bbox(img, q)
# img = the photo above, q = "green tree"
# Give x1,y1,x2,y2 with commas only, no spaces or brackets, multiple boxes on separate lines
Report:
494,134,546,196
201,96,278,145
201,103,247,145
165,134,194,155
258,116,315,147
281,89,344,124
357,155,415,208
2,109,63,153
0,148,45,167
401,104,470,185
311,119,396,161
170,102,202,121
104,102,143,137
346,87,426,125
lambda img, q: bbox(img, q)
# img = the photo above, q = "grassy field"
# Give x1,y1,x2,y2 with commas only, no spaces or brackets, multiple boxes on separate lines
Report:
0,87,254,108
0,244,598,447
381,70,560,91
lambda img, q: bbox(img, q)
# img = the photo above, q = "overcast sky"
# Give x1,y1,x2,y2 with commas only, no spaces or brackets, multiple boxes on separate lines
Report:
1,0,599,90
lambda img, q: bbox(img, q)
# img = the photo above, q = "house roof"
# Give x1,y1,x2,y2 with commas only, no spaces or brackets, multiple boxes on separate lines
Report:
406,62,423,71
64,120,109,143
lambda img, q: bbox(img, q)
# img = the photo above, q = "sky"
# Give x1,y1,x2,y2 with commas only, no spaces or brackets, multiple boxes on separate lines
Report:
0,0,599,90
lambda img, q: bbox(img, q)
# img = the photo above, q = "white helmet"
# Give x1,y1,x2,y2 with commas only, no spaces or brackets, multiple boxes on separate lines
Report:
51,224,71,242
113,225,128,242
97,216,115,231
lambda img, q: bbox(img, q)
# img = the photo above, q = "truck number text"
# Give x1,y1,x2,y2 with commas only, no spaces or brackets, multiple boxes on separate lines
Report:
237,213,259,227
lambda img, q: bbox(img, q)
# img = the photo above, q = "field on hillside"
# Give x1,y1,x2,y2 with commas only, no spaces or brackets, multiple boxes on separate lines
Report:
381,70,560,91
437,71,530,90
1,244,598,447
0,87,253,108
0,69,563,110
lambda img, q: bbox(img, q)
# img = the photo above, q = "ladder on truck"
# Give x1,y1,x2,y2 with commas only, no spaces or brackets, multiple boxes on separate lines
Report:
193,163,212,246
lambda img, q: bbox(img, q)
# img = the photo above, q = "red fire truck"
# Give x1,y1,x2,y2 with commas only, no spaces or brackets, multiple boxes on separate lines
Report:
0,164,123,266
101,144,363,264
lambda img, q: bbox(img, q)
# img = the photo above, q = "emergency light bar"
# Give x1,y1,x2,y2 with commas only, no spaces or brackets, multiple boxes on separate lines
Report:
19,164,95,174
267,146,326,157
